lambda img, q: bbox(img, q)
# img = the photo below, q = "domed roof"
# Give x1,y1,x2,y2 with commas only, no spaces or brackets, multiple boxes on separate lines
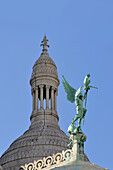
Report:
0,125,69,170
35,52,56,66
30,36,59,85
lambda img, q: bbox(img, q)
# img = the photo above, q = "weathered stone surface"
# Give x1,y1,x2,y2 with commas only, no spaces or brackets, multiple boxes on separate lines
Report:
0,126,69,170
50,161,108,170
19,132,108,170
0,37,70,170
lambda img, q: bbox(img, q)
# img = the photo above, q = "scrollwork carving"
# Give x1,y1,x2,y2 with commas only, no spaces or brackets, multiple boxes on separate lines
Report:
64,149,71,160
19,166,25,170
54,153,63,164
45,156,53,167
35,160,43,169
20,149,72,170
27,163,34,170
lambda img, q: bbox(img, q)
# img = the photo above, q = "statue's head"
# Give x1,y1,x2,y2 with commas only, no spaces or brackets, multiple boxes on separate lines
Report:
87,74,90,77
79,94,83,100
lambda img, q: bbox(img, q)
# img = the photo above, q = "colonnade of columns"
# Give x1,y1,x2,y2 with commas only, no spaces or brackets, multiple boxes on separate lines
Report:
32,85,57,112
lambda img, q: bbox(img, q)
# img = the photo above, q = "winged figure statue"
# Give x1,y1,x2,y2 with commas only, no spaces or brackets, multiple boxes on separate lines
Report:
62,74,97,135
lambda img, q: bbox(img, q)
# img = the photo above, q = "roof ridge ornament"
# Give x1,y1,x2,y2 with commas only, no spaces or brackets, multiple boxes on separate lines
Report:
40,35,50,53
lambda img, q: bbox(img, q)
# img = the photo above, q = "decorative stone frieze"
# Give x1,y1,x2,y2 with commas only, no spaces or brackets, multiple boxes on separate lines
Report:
20,132,109,170
20,149,72,170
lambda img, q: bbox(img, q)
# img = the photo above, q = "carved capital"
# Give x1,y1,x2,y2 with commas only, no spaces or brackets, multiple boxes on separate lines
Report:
35,86,38,90
46,85,50,89
51,86,55,90
39,85,44,89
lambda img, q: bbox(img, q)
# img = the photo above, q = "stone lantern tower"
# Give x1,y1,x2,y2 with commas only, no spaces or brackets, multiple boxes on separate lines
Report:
30,36,60,129
0,36,69,170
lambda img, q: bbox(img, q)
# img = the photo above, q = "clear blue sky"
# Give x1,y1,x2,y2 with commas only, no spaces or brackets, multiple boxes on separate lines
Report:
0,0,113,169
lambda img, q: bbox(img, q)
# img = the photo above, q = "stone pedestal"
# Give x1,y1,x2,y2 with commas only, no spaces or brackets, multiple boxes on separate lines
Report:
69,132,89,162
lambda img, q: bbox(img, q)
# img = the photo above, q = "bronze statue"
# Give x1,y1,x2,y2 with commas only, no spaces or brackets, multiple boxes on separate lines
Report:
62,74,97,135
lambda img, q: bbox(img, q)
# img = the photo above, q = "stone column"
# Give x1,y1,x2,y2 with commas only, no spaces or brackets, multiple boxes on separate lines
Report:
39,85,44,110
46,85,50,110
32,88,35,112
54,90,57,112
51,87,55,110
35,86,38,111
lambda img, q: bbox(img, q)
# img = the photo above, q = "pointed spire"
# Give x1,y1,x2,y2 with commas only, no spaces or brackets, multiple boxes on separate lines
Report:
40,35,50,53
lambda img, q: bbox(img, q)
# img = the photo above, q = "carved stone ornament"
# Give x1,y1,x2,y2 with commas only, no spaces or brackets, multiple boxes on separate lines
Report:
19,149,72,170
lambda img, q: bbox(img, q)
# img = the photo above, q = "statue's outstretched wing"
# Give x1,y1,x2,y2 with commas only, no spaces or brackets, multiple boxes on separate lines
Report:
62,75,76,103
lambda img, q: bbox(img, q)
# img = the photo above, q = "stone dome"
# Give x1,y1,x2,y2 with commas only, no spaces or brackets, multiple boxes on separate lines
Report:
0,124,69,170
30,52,59,87
0,36,69,170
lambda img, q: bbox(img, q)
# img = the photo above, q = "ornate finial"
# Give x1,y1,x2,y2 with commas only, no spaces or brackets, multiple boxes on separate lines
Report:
40,35,50,53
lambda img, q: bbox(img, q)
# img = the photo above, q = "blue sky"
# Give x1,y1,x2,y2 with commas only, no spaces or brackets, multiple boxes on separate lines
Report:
0,0,113,169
